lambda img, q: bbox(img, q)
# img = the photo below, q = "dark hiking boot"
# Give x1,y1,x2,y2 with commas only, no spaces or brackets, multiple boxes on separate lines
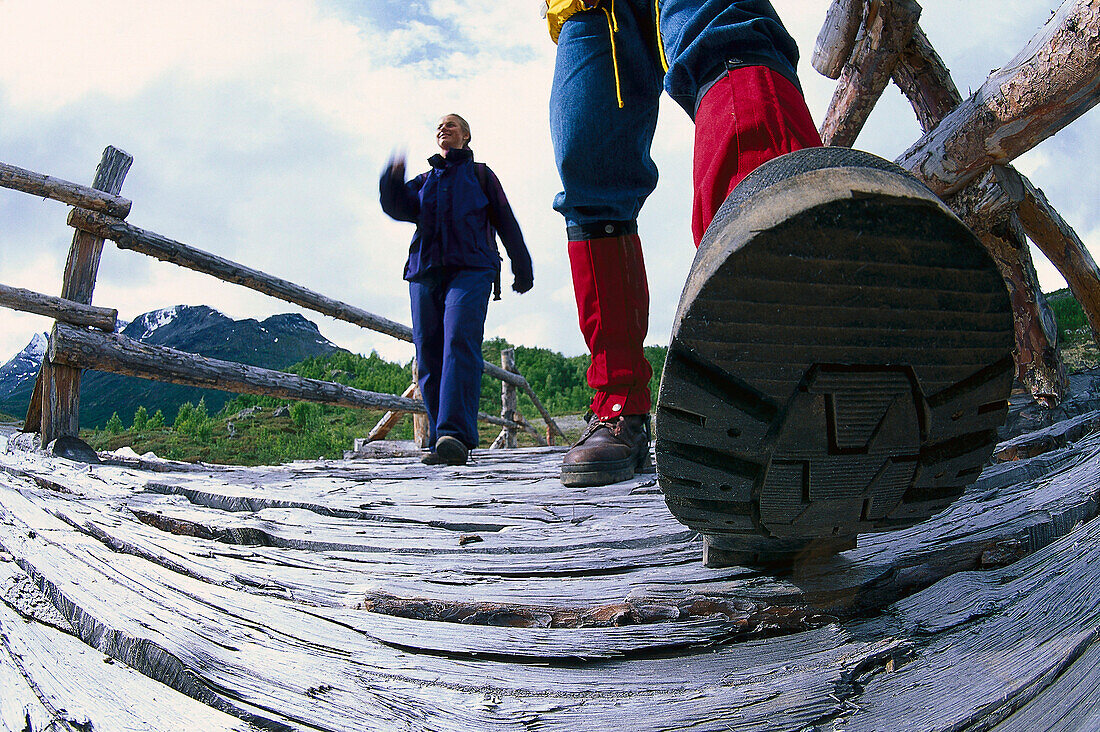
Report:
561,414,652,487
656,147,1015,566
433,435,469,466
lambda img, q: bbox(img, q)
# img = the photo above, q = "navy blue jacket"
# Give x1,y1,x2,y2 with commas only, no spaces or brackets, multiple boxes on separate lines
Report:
380,147,533,288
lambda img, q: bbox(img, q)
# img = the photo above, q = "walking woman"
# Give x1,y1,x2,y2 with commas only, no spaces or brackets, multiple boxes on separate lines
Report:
380,114,533,465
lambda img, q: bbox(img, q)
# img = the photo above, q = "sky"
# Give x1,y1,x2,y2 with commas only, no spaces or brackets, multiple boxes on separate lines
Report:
1,0,1097,366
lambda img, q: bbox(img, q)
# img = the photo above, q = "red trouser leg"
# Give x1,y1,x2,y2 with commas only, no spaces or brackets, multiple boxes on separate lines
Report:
568,234,653,419
692,66,824,246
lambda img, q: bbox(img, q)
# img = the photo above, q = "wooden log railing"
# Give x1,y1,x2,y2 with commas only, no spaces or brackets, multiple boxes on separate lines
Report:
0,160,132,218
48,323,535,435
0,283,117,332
814,0,1100,406
65,206,564,443
0,148,563,448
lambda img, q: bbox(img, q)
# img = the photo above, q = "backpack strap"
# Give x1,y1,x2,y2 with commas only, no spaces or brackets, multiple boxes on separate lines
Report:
474,162,503,301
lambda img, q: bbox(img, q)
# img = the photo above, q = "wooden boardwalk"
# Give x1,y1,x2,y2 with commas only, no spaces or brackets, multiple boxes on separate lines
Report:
2,418,1100,731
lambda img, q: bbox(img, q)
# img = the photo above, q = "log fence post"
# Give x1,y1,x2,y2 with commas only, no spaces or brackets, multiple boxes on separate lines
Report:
25,146,132,442
491,349,519,449
410,360,430,449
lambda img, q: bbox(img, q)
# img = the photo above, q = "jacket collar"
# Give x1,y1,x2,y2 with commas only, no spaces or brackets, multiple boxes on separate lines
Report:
428,146,474,169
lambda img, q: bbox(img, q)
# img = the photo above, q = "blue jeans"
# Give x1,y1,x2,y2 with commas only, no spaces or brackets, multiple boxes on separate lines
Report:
409,267,496,450
550,0,800,227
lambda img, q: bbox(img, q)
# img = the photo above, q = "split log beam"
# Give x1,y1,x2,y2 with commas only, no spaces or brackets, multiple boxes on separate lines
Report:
27,146,132,441
812,0,865,79
365,382,418,442
49,322,429,415
0,282,117,331
0,159,132,218
65,207,565,439
819,0,922,148
896,0,1100,197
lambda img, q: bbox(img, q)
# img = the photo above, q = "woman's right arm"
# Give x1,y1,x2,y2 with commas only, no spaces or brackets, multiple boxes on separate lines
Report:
379,154,422,223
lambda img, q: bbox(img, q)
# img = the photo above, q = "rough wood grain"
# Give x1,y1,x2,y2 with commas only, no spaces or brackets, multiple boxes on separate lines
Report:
812,0,865,79
892,24,961,134
0,158,132,218
1,402,1100,730
896,0,1100,196
0,281,117,331
819,0,921,147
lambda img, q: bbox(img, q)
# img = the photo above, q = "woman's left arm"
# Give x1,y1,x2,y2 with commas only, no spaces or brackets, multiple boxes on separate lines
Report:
484,167,534,293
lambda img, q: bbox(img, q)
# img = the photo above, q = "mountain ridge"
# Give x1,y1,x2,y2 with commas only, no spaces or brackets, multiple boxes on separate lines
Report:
0,305,346,427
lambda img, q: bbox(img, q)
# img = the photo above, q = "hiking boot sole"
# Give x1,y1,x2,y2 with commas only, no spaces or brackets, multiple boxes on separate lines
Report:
656,147,1014,564
434,436,469,466
560,456,637,487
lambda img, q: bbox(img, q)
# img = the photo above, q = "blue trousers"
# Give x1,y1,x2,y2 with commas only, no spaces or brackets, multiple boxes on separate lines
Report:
409,267,496,449
550,0,800,227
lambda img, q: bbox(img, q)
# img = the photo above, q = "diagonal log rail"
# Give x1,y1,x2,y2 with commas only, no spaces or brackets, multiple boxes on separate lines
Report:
0,282,117,331
0,160,132,218
47,322,534,434
815,0,1098,404
66,207,564,440
896,0,1100,197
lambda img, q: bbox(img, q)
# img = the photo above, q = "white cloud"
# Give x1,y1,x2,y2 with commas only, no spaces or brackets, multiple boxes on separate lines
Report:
0,0,1097,373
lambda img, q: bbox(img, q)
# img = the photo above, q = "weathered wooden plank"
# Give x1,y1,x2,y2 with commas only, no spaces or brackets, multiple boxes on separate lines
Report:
0,281,117,331
0,159,132,217
2,408,1100,730
812,0,865,79
819,0,922,147
897,0,1100,196
838,516,1100,731
0,560,250,732
3,460,1100,730
35,146,132,444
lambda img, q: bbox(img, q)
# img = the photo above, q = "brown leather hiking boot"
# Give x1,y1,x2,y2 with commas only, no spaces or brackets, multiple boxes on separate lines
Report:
561,414,652,487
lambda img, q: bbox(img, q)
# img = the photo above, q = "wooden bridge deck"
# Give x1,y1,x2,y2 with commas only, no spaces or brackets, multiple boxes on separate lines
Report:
1,418,1100,731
